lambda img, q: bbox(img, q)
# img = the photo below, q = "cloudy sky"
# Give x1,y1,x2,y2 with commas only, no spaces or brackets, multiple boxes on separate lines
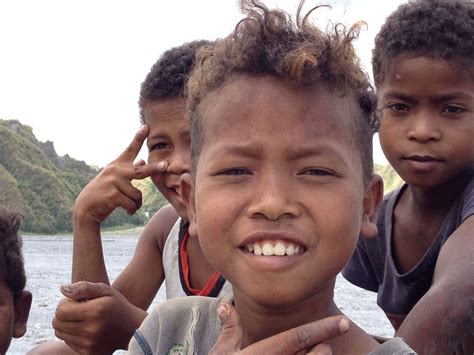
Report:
0,0,405,167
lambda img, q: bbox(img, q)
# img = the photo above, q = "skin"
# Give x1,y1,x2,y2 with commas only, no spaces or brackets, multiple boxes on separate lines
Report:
377,56,474,353
181,75,383,354
0,272,32,355
50,97,216,354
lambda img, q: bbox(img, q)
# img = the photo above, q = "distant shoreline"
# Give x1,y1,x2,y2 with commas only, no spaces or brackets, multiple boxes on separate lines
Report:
22,225,146,237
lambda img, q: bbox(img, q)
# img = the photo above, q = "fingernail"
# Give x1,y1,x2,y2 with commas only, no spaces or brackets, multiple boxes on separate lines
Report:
139,125,147,133
157,161,167,169
339,318,350,333
217,304,229,319
61,284,72,293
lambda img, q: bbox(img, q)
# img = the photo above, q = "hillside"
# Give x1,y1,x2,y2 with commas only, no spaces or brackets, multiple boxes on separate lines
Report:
0,119,165,234
374,163,404,192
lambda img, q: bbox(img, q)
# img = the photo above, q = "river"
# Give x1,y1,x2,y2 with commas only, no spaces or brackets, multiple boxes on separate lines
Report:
9,235,393,354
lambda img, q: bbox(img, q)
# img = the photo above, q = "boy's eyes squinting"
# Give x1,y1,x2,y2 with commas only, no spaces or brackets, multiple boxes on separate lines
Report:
217,167,251,176
299,168,334,177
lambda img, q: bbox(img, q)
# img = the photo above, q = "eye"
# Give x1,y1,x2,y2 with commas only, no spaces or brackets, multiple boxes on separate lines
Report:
442,105,466,115
150,142,171,151
386,102,410,113
217,168,251,176
300,168,333,177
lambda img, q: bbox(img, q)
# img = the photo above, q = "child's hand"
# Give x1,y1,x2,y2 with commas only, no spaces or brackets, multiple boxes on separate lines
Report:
210,303,350,354
53,281,147,354
74,125,167,225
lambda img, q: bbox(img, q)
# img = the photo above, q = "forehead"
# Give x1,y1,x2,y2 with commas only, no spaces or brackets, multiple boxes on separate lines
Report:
199,75,357,146
143,97,187,125
379,56,474,95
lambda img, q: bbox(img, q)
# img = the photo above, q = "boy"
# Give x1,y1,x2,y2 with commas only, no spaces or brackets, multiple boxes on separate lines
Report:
128,1,415,353
342,0,473,353
48,41,231,354
0,206,32,354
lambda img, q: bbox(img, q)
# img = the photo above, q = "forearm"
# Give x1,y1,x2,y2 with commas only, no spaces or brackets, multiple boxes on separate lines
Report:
71,210,110,284
396,285,473,354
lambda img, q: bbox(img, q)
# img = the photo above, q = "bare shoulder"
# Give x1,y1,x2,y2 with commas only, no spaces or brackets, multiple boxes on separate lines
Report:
141,204,179,251
434,215,473,281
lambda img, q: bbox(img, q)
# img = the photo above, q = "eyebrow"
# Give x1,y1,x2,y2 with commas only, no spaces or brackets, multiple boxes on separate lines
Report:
212,144,349,166
382,91,473,103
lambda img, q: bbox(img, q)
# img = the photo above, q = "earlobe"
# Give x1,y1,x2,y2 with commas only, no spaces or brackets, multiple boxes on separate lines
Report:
179,173,198,237
13,290,32,338
360,174,384,239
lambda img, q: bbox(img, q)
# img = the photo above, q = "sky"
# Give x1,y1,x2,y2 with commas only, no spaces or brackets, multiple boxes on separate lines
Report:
0,0,406,168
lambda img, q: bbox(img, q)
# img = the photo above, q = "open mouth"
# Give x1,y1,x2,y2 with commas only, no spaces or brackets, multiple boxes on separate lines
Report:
241,240,306,256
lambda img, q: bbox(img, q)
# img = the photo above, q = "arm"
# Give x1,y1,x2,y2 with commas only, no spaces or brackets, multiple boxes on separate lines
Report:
71,125,164,283
396,215,474,354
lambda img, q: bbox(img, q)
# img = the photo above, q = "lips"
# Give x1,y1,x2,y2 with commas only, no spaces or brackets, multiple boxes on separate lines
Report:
402,155,442,172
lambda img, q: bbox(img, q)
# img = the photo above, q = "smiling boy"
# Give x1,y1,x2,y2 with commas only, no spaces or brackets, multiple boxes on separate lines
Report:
127,1,416,354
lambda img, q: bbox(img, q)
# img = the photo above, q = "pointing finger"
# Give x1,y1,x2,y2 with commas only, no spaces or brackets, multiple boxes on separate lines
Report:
116,125,149,164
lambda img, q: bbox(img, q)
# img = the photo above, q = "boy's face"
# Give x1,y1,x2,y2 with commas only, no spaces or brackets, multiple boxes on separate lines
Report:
145,97,191,218
378,56,474,188
183,75,379,307
0,272,31,354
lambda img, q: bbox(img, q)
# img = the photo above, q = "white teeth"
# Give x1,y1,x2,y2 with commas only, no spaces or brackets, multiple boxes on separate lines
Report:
246,240,302,256
274,242,285,256
262,243,274,256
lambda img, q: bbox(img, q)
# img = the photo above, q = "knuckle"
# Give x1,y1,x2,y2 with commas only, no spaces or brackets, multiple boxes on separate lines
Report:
294,327,314,349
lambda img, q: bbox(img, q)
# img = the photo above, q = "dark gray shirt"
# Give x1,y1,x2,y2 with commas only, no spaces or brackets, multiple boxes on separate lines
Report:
343,177,473,319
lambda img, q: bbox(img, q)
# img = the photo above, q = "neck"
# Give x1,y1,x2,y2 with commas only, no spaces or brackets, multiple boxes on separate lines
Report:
407,171,472,212
233,281,341,347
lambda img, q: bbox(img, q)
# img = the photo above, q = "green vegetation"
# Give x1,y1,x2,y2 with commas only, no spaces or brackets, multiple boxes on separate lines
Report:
374,163,404,192
0,119,167,234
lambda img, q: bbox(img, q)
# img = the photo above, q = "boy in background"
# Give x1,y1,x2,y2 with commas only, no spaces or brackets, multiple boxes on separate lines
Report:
342,0,473,353
0,206,32,355
48,40,231,354
128,1,415,353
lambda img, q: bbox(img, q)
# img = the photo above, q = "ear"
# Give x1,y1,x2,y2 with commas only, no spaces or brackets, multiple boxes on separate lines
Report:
180,173,198,237
13,290,32,338
360,174,384,239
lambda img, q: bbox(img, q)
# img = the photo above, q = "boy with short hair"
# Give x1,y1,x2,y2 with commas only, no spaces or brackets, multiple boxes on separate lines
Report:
128,1,415,353
342,0,473,353
0,206,32,355
49,40,231,354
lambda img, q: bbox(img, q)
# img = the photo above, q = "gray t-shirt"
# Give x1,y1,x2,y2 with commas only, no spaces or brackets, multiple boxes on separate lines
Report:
342,177,473,319
127,295,415,354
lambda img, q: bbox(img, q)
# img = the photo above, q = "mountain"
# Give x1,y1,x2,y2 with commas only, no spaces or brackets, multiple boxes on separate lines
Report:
0,119,164,234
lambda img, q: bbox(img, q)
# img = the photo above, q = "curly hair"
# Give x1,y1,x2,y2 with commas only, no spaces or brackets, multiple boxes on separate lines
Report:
187,0,377,183
0,206,26,302
373,0,474,87
139,40,212,123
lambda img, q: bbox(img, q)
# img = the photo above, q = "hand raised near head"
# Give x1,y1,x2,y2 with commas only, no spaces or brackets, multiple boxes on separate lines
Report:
210,303,349,355
74,125,167,224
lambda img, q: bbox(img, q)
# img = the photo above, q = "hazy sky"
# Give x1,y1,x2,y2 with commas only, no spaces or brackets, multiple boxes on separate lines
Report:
0,0,405,167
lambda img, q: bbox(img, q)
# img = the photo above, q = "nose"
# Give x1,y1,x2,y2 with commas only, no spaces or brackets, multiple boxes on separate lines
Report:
167,146,191,175
247,173,300,221
406,112,441,143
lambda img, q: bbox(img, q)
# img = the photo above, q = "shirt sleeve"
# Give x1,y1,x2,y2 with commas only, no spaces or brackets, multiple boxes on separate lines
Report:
461,178,474,222
342,237,380,292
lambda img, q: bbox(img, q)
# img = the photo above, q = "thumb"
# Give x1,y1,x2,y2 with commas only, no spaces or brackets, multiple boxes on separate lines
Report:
60,281,113,302
209,303,244,354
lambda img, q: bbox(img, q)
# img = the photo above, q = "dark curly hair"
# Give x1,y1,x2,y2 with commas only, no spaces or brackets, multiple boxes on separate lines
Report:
139,40,212,123
373,0,474,87
0,206,26,302
187,0,377,183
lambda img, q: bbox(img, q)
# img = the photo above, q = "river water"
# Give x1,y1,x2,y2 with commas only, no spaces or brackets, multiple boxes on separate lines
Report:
9,235,393,354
